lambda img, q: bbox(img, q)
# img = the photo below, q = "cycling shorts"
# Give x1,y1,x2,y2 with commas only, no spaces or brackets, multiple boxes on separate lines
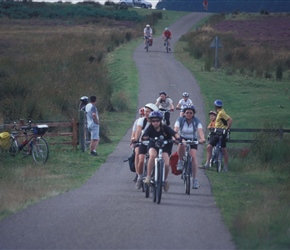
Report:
148,142,173,156
138,143,148,155
209,134,227,148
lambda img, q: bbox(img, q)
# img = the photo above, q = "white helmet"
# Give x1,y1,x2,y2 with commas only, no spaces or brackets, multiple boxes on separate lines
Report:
146,24,150,28
165,27,168,31
145,103,158,112
182,92,189,97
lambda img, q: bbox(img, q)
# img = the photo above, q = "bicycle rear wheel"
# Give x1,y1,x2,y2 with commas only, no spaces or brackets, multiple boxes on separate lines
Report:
156,161,163,204
214,148,222,172
31,137,49,164
9,137,18,157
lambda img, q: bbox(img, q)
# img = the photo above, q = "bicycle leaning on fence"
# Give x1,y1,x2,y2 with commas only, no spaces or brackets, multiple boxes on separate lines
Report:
9,120,49,164
179,139,199,195
209,128,229,172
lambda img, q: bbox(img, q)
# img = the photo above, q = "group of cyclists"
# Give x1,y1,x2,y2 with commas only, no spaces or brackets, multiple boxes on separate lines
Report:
130,91,233,193
143,24,172,51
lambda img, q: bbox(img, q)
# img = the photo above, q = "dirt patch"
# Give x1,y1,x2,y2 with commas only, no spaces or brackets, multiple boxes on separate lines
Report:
213,15,290,51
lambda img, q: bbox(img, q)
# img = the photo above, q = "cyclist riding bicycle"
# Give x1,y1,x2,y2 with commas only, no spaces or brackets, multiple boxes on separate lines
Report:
176,92,193,117
130,107,146,182
174,104,205,189
142,111,181,192
155,91,174,126
134,103,159,189
163,27,172,51
143,24,153,49
203,100,233,172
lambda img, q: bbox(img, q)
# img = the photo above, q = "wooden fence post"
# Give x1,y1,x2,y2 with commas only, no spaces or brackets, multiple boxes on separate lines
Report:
72,118,78,150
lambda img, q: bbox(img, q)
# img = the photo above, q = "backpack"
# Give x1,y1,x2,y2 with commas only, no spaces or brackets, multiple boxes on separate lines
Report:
170,151,182,175
124,150,136,172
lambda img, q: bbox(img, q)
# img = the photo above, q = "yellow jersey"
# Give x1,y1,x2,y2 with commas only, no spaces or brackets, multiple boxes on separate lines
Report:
215,108,231,129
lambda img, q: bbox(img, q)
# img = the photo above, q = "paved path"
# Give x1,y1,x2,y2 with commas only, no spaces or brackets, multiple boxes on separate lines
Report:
0,13,235,249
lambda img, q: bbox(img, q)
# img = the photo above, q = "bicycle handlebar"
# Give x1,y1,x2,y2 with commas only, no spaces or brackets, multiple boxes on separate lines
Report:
178,139,199,145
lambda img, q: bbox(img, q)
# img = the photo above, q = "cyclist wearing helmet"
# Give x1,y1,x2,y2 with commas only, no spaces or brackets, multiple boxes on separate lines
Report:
163,27,172,51
79,96,89,111
174,104,205,189
143,24,153,49
130,107,146,182
142,111,181,192
176,92,193,117
134,103,158,189
203,100,233,172
155,91,174,126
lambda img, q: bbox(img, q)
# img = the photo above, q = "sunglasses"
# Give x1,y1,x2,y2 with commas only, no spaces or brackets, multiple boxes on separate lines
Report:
151,119,160,123
185,112,193,115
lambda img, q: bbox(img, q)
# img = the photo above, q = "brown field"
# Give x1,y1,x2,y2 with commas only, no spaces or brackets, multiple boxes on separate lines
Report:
213,14,290,51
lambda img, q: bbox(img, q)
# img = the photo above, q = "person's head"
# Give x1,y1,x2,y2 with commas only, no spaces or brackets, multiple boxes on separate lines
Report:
159,91,167,100
139,107,145,117
144,103,158,118
214,99,223,110
164,27,168,31
146,24,150,29
182,92,189,100
90,95,97,103
183,104,196,119
208,110,217,121
148,111,163,128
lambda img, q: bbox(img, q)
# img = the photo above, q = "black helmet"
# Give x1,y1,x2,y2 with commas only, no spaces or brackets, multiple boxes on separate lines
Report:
159,91,167,96
182,92,189,97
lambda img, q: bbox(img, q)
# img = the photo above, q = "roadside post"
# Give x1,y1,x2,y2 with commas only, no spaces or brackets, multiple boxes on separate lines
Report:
210,36,223,69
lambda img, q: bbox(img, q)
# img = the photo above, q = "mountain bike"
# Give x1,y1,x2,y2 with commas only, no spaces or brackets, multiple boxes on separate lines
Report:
144,36,150,52
164,37,171,53
148,136,173,204
9,120,49,164
159,109,171,126
209,128,227,172
180,139,199,195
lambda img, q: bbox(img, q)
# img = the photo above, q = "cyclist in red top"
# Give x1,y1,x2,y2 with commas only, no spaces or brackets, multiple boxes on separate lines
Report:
163,28,172,51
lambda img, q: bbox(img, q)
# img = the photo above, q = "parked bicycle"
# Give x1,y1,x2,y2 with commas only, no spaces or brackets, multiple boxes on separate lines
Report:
143,136,173,204
209,128,228,172
9,120,49,164
179,139,199,195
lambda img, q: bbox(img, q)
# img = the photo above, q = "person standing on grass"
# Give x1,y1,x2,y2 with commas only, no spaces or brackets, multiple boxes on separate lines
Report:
203,100,233,172
85,95,100,156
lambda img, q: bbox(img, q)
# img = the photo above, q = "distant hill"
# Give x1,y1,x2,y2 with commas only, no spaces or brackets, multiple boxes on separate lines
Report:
156,0,290,13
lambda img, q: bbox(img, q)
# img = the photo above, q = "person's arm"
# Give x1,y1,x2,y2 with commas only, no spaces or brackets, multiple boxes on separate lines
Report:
155,97,160,107
169,99,174,111
198,127,205,144
227,117,233,129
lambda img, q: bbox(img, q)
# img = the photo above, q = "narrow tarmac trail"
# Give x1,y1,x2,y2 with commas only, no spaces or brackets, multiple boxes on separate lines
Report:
0,13,236,249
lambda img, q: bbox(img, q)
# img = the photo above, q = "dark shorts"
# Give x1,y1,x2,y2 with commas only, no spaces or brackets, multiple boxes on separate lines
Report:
138,143,148,155
148,142,173,156
181,137,198,150
209,134,227,148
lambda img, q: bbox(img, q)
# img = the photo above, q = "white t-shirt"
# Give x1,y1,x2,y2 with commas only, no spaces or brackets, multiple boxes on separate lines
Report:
156,97,173,110
137,117,150,139
174,118,202,139
178,98,193,110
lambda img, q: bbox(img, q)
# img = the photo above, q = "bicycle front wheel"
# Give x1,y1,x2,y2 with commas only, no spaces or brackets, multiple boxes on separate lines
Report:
156,160,163,204
214,148,222,172
31,137,49,164
185,158,191,195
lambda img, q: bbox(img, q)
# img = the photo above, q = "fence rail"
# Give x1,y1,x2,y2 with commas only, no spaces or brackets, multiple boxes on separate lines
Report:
226,128,290,143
